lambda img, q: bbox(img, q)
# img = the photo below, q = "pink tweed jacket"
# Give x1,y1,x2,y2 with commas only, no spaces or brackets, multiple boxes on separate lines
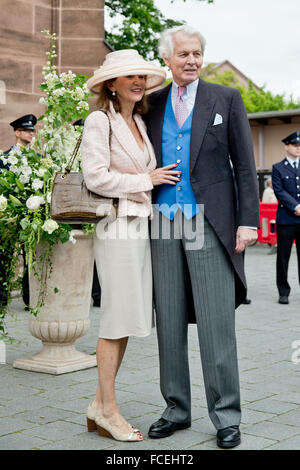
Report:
81,102,156,218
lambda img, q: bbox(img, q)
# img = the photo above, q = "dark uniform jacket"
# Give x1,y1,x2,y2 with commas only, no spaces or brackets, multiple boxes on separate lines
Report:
272,158,300,225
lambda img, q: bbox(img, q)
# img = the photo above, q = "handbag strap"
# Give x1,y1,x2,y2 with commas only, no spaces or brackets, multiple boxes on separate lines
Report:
63,110,112,175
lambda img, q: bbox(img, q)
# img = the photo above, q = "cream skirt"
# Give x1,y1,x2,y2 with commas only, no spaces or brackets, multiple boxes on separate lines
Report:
93,216,154,339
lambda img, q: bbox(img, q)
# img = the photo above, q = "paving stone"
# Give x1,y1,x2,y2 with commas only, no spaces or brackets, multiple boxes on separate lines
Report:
274,392,300,405
119,401,161,419
102,439,174,451
271,409,300,427
188,417,215,436
243,421,300,440
0,416,39,437
16,407,80,425
1,245,300,450
1,396,51,413
240,388,275,404
244,398,298,414
37,432,117,450
51,397,91,414
150,429,210,450
263,435,300,450
22,420,85,440
240,408,278,425
0,433,49,450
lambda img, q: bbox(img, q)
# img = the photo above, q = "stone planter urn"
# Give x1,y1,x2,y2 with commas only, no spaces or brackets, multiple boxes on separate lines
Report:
13,229,97,374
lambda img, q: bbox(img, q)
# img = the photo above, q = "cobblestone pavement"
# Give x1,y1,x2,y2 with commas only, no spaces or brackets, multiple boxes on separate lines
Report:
1,243,300,450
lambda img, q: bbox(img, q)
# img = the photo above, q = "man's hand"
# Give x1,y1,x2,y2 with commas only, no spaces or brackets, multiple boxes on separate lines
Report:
235,227,257,253
294,206,300,216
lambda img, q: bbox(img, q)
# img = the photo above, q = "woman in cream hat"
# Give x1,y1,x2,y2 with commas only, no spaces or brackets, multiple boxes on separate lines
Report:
81,50,182,442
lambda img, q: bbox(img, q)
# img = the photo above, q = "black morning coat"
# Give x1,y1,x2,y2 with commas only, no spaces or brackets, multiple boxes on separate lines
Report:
145,78,260,313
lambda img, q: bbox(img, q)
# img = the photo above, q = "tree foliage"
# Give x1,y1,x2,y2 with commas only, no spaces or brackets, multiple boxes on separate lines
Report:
202,66,300,113
105,0,213,63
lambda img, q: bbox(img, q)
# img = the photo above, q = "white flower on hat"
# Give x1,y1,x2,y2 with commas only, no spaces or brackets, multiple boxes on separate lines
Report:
42,219,59,234
0,195,7,211
32,178,44,191
26,195,45,211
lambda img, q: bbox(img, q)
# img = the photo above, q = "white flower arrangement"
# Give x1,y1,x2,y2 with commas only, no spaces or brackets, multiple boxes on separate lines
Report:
0,30,92,340
42,219,59,234
26,195,45,211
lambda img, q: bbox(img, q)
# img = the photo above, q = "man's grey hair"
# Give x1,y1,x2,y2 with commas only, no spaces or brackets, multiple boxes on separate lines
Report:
158,25,206,60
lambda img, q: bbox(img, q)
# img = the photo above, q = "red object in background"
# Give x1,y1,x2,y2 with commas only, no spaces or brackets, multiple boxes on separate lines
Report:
257,202,278,245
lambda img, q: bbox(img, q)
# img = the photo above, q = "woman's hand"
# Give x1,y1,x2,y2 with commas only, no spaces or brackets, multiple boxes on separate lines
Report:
149,164,182,186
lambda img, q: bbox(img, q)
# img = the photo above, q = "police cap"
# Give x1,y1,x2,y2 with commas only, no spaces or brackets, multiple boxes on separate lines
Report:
9,114,37,131
282,131,300,145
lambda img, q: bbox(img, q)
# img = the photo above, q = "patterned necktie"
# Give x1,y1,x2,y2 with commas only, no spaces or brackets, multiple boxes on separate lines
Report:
175,86,189,128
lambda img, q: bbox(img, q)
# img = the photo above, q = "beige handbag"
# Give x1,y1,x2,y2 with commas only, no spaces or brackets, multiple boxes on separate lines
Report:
50,111,118,224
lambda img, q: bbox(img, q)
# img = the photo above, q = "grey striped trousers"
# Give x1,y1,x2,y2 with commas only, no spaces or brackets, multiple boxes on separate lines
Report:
150,210,241,429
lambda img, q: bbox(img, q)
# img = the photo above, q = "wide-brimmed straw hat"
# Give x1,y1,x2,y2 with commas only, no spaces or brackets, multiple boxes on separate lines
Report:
87,49,166,93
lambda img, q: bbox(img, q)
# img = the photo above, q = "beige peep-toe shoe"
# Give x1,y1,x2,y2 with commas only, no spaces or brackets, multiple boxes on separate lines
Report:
86,402,100,432
86,402,143,441
95,413,143,442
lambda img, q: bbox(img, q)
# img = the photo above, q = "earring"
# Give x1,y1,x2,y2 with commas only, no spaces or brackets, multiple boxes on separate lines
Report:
112,91,116,96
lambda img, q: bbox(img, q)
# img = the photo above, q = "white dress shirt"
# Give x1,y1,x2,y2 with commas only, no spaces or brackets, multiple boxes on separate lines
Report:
286,156,299,169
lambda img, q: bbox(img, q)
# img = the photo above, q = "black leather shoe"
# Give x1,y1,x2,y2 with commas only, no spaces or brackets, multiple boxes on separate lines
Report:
93,299,100,307
217,425,241,449
279,296,289,304
148,418,191,439
242,298,251,305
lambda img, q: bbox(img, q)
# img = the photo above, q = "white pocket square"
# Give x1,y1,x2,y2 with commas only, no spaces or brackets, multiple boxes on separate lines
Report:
213,113,223,126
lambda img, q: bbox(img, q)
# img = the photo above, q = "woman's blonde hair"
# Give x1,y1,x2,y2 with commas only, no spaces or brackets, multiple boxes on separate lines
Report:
96,79,148,115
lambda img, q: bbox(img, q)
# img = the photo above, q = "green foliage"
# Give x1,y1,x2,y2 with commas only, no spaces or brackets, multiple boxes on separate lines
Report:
105,0,183,63
239,82,300,113
105,0,214,63
202,66,300,113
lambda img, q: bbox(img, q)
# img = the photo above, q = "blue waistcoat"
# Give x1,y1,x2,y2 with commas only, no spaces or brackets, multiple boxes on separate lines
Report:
155,89,199,220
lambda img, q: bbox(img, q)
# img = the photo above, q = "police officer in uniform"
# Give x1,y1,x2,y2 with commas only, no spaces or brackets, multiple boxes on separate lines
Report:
272,131,300,304
0,114,37,309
